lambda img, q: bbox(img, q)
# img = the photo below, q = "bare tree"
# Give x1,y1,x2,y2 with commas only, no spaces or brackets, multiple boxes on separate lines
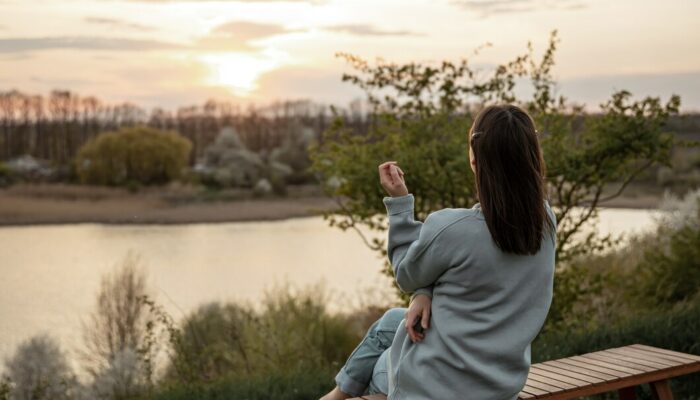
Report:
80,252,152,398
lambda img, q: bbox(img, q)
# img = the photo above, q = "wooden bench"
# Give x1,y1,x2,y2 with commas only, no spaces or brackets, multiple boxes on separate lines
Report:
349,344,700,399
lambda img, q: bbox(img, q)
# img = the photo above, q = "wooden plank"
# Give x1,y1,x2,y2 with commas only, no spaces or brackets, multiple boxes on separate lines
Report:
529,368,588,388
557,357,635,377
603,348,681,369
583,352,658,372
521,382,550,397
571,355,648,375
533,363,608,384
528,374,572,391
524,376,565,393
543,359,620,381
519,386,544,398
516,390,537,400
611,347,689,366
630,344,700,362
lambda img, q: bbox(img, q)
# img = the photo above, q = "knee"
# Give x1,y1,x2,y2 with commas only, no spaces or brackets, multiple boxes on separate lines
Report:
378,307,406,331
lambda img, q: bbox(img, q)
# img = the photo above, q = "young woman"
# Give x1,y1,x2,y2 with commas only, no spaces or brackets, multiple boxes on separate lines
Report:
321,104,557,400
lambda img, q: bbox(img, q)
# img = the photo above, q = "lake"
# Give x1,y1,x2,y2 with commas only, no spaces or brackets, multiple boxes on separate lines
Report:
0,208,660,369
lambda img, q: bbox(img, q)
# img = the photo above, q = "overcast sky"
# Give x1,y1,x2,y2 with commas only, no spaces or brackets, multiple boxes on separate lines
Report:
1,0,698,111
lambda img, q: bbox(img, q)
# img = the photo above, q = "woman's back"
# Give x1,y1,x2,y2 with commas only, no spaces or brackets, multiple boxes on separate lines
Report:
385,198,556,400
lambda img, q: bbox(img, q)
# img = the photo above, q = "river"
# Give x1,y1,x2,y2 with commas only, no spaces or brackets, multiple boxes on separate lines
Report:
0,208,660,369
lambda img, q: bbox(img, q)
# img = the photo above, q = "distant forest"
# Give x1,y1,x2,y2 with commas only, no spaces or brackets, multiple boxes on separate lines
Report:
1,89,699,166
0,90,372,165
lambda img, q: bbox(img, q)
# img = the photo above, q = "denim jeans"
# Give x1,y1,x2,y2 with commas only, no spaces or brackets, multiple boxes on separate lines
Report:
335,307,406,397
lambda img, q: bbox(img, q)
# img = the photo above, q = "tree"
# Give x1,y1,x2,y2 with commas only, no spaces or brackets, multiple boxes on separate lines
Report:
81,253,155,398
3,334,77,400
75,126,192,186
309,31,680,319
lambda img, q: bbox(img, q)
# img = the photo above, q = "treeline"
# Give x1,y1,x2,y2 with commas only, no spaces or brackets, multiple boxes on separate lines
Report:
0,90,372,165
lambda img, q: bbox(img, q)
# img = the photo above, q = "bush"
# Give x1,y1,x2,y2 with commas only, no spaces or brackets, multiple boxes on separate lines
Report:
195,127,291,194
0,162,13,187
149,368,334,400
160,286,364,395
75,126,192,186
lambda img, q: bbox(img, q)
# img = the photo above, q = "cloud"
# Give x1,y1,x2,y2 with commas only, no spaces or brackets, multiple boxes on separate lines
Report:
124,0,325,3
0,37,183,53
255,65,364,104
84,17,155,32
323,24,421,37
450,0,586,17
197,21,302,51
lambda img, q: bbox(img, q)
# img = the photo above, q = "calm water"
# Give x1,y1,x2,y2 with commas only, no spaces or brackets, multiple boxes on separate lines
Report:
0,209,659,368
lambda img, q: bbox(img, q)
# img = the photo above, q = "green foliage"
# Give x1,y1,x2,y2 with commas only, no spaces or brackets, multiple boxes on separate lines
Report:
145,286,362,391
634,192,700,307
147,368,334,400
309,30,681,311
0,376,10,400
75,126,192,186
532,301,700,400
542,90,679,262
0,162,13,187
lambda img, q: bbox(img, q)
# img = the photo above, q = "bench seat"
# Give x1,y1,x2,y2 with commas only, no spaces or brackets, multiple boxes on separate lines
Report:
347,344,700,400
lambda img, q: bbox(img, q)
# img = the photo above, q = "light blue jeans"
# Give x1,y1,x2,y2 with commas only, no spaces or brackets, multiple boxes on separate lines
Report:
335,308,406,397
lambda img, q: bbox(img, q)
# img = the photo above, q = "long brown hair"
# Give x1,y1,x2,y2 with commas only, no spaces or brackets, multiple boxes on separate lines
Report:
469,104,554,255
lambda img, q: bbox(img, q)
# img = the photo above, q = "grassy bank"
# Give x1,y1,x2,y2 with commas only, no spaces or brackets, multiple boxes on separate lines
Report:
0,182,667,226
0,183,337,225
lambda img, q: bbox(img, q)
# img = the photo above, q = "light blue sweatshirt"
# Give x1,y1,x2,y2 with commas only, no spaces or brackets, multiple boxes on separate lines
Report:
383,193,556,400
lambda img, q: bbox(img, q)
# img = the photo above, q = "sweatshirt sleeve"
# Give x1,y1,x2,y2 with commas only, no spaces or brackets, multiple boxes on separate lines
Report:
383,193,455,293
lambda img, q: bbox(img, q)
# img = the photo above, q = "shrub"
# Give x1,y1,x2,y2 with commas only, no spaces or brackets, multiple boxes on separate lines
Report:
195,127,291,194
75,126,191,186
0,162,13,187
149,368,334,400
163,286,362,387
633,189,700,307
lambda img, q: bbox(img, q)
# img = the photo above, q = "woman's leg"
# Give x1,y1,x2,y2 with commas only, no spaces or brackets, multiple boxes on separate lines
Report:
321,308,406,399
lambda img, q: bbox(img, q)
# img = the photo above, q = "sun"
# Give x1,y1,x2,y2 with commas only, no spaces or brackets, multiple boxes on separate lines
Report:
200,53,280,96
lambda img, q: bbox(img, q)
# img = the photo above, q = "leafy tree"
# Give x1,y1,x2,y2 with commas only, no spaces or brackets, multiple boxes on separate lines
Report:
75,126,192,187
309,31,680,320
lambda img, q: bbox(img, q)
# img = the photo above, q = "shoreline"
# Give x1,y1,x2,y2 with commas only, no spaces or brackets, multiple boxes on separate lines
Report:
0,183,662,227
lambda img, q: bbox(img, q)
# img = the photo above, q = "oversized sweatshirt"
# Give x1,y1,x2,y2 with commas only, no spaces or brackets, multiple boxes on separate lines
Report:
383,193,556,400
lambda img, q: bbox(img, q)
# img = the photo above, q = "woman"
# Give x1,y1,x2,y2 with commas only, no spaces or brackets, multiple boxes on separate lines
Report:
321,104,557,400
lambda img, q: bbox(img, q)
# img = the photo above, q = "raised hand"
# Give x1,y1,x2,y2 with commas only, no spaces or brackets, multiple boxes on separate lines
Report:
378,161,408,197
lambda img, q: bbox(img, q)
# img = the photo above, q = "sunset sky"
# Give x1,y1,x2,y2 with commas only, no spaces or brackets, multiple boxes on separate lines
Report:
1,0,698,111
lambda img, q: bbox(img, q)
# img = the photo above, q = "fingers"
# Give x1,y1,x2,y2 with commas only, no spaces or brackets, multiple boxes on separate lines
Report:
405,313,426,344
405,311,419,343
422,306,430,330
389,165,403,184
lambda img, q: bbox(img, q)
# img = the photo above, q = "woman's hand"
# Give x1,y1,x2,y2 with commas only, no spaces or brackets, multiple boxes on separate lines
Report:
405,294,431,343
378,161,408,197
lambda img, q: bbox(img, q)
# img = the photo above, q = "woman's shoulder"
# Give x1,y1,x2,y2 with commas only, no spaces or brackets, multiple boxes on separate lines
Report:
426,206,483,234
